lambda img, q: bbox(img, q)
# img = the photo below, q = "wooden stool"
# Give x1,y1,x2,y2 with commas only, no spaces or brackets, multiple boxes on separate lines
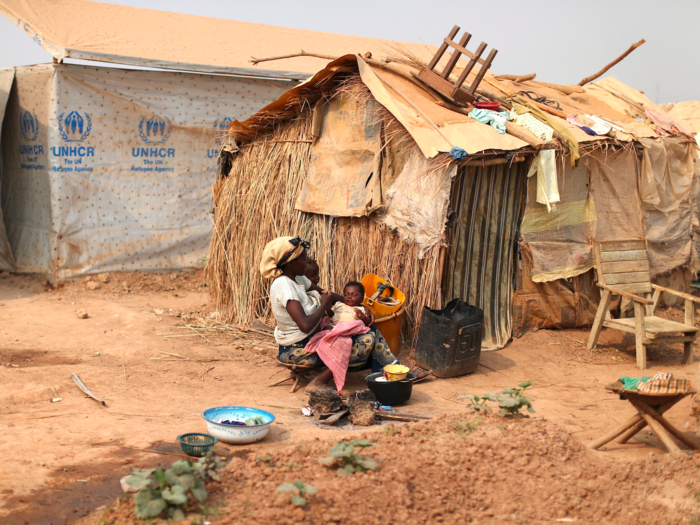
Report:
269,359,325,393
588,382,700,455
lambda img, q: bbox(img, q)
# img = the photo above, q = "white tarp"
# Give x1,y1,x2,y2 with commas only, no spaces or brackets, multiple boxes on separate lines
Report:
0,0,436,80
0,68,15,271
1,63,286,279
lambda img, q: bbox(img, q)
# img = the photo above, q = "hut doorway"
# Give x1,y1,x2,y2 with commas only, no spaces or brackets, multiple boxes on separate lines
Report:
442,161,528,349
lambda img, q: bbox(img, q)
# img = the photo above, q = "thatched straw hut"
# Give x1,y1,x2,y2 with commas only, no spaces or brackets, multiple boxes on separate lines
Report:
207,53,698,351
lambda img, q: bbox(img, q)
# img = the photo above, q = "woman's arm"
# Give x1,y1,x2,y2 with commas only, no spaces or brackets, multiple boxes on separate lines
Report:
286,292,333,333
308,282,343,304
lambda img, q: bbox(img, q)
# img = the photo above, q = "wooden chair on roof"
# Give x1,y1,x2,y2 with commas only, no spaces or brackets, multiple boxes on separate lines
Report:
587,240,700,368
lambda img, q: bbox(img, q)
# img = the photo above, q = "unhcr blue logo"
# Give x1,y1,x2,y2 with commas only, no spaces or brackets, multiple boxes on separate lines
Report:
20,110,39,141
139,114,173,144
213,117,233,144
58,111,92,142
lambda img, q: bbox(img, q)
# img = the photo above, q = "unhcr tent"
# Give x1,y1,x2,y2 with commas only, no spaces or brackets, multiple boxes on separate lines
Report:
0,0,435,278
206,54,699,350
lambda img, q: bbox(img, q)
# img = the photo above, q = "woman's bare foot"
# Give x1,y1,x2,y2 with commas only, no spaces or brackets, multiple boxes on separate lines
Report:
305,368,333,392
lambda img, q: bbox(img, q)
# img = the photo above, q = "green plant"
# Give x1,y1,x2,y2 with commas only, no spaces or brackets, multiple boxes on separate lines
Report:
319,439,378,477
459,382,535,417
383,425,397,436
256,454,273,463
122,452,224,521
453,417,481,436
277,480,317,507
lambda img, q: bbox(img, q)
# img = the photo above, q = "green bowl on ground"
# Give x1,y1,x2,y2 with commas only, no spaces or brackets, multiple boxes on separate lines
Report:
177,433,218,457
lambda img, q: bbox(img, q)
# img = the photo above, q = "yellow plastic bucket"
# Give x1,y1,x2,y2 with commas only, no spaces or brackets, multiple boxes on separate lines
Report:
361,274,405,354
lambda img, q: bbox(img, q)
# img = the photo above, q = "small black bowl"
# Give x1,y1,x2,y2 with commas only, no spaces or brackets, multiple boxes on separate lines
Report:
365,372,415,406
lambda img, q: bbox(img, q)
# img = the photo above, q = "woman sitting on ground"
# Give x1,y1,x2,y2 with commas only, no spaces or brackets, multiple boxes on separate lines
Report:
260,236,399,391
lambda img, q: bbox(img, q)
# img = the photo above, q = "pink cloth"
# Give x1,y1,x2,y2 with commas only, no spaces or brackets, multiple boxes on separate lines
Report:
306,320,369,392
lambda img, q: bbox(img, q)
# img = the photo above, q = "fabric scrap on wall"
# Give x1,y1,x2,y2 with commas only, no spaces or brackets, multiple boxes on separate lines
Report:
527,150,559,212
467,108,512,134
639,137,696,213
380,147,457,257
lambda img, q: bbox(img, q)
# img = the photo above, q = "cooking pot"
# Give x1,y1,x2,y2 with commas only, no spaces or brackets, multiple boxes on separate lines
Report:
365,371,416,405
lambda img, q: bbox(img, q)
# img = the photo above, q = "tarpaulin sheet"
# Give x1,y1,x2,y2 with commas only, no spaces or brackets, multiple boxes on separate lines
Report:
522,148,644,283
0,0,436,80
521,157,596,282
443,161,527,350
512,246,600,336
357,58,529,158
0,68,15,271
380,146,457,256
1,63,285,279
296,88,382,216
515,144,697,333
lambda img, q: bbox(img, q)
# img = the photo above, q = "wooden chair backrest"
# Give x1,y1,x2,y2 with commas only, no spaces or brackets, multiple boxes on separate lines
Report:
594,240,651,295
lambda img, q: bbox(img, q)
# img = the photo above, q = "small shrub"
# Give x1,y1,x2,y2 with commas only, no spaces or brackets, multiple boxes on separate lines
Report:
277,480,317,507
319,439,378,476
122,452,224,521
459,382,535,417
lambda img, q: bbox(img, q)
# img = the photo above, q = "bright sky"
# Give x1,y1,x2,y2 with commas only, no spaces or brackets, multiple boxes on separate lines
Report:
0,0,698,103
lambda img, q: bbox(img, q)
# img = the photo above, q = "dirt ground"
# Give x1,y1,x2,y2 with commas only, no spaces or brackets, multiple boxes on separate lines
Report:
2,271,700,524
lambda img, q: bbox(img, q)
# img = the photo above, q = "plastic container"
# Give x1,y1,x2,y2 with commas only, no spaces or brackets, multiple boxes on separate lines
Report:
474,102,501,111
176,433,218,457
414,298,483,378
365,371,415,405
201,406,275,444
361,274,405,354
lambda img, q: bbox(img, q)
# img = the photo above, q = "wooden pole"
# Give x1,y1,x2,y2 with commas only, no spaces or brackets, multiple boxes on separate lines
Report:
628,398,683,454
531,81,585,95
631,397,700,450
588,413,644,450
495,74,536,83
578,39,646,86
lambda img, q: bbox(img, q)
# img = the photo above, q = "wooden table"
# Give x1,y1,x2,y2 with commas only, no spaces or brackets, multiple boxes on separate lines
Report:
588,382,699,455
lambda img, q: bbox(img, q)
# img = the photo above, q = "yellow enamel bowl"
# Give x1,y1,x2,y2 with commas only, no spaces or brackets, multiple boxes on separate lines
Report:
383,364,410,381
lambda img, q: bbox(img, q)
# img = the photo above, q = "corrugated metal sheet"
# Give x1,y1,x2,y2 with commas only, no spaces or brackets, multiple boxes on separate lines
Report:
443,161,527,350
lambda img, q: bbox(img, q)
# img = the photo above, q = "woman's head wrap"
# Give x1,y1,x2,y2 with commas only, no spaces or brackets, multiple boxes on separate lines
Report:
259,236,310,279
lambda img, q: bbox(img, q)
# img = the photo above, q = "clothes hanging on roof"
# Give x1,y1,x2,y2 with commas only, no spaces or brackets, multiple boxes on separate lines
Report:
527,150,559,212
567,113,604,135
511,110,554,141
644,106,695,138
513,98,580,168
468,108,512,134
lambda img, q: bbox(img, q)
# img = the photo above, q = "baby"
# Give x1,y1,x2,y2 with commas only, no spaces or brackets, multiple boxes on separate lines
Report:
304,258,320,286
330,281,373,327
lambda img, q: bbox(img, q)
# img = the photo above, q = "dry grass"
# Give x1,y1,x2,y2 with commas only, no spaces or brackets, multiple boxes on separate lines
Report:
206,82,446,342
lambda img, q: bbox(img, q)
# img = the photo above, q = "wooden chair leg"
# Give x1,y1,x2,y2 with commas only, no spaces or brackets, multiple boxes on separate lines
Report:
587,289,611,350
684,300,696,365
684,336,694,365
633,302,647,369
290,376,301,393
